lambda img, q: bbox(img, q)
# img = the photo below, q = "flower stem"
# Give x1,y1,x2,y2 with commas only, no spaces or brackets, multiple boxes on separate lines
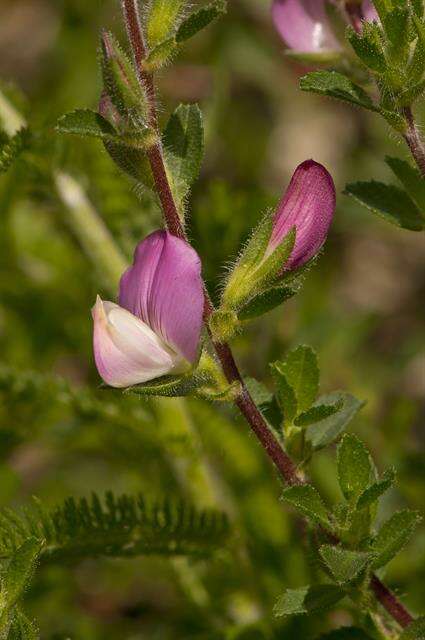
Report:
403,106,425,178
121,0,416,628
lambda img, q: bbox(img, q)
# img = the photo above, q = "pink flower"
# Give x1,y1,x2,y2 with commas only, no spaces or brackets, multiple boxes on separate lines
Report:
268,160,336,270
272,0,378,55
92,231,204,388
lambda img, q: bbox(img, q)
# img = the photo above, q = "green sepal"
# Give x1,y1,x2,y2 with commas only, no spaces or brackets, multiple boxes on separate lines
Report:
386,156,425,211
294,399,343,427
7,610,39,640
144,37,177,71
238,285,297,321
337,434,375,502
382,7,410,65
100,32,148,120
281,485,330,528
103,140,155,187
379,108,407,133
208,309,239,343
300,71,377,111
305,392,364,451
398,78,425,106
176,0,226,43
344,181,425,231
146,0,185,48
273,584,344,617
0,128,30,175
370,510,422,569
125,370,211,398
319,545,374,585
356,468,396,510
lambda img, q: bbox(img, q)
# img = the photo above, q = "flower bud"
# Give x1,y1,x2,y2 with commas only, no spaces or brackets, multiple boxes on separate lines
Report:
267,159,336,271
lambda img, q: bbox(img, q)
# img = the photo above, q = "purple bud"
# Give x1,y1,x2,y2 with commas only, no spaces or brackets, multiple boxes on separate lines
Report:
92,231,204,388
268,160,336,271
272,0,342,54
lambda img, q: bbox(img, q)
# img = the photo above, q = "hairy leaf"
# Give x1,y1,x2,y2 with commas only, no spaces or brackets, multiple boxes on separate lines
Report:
300,71,376,110
294,399,343,427
7,610,38,640
356,468,396,510
176,0,226,43
282,485,329,527
319,546,374,584
385,156,425,211
371,510,422,569
345,181,424,231
0,539,42,614
0,128,30,175
274,584,344,617
238,286,297,320
278,345,319,414
270,364,297,424
337,434,374,502
306,393,364,450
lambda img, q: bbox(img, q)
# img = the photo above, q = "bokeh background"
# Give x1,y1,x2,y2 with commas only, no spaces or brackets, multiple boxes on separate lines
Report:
0,0,424,637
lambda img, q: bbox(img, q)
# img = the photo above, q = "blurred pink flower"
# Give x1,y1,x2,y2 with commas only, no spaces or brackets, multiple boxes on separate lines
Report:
92,231,204,388
268,160,336,270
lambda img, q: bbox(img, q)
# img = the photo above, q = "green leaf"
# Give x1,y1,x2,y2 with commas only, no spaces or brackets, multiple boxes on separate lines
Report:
145,37,177,71
270,363,297,424
356,468,396,510
317,629,374,640
0,538,42,614
347,24,387,73
238,286,297,320
399,617,425,640
294,399,343,427
103,140,155,187
345,181,424,231
8,610,39,640
385,156,425,211
281,485,329,527
382,8,410,63
163,103,204,204
56,109,117,140
371,510,422,569
279,345,319,414
273,584,344,617
176,0,226,43
305,392,363,450
126,370,209,398
337,434,374,502
0,128,30,175
319,545,374,584
300,71,377,110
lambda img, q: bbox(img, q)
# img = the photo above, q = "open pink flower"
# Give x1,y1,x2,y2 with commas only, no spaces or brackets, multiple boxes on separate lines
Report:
268,160,336,270
92,231,204,388
272,0,378,55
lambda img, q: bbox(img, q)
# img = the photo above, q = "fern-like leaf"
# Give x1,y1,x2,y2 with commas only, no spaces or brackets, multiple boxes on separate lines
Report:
0,493,230,563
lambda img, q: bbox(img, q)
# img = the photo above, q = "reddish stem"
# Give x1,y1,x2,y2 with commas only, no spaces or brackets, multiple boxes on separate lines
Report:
403,107,425,179
120,0,416,628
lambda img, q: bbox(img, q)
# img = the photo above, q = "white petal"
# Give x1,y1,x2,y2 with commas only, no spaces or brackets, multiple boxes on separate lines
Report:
92,297,187,388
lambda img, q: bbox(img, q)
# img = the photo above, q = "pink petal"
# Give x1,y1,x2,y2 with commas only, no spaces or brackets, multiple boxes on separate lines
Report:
119,231,203,364
92,297,186,388
272,0,341,53
361,0,379,23
269,160,336,270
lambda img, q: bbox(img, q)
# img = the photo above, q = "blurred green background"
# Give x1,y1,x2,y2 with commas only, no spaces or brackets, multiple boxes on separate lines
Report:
0,0,424,637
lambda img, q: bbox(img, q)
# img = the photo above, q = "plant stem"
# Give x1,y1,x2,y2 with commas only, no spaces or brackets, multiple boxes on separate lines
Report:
403,106,425,178
121,0,415,628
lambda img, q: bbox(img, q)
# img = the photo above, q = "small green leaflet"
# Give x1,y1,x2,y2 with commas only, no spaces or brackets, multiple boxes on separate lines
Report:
7,609,39,640
273,584,344,617
163,103,204,205
0,538,43,616
305,392,363,451
281,485,329,528
370,510,422,569
337,434,375,502
344,181,424,231
356,468,395,510
347,24,387,73
56,109,117,140
385,156,425,212
278,345,319,414
300,71,377,111
238,286,297,321
176,0,226,43
319,545,374,584
270,363,297,424
294,399,343,427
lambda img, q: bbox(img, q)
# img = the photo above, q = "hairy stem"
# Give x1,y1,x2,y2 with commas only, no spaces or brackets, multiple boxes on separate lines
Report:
403,106,425,178
121,0,415,628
